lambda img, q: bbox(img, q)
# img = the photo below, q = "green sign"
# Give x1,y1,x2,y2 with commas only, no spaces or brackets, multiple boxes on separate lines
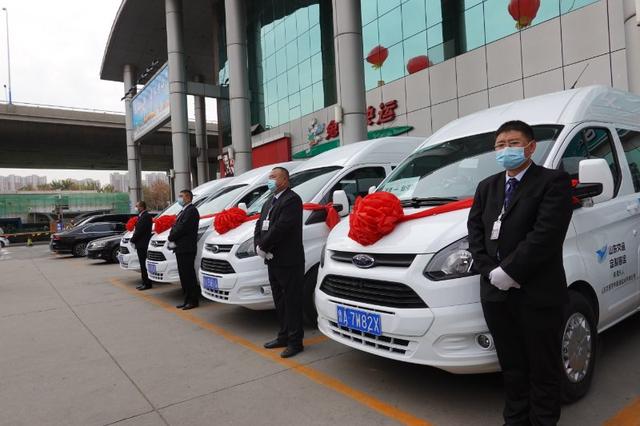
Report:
292,126,414,159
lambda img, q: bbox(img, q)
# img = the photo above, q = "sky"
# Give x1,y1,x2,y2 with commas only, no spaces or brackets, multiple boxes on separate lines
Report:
0,0,217,185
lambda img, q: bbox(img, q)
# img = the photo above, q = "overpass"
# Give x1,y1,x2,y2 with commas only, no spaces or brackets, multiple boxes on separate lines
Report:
0,101,220,176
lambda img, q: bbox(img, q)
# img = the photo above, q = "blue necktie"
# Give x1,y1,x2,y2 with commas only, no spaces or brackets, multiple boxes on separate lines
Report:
504,178,519,210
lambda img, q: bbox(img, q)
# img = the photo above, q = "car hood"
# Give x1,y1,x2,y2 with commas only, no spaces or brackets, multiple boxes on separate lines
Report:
203,219,256,245
91,234,124,244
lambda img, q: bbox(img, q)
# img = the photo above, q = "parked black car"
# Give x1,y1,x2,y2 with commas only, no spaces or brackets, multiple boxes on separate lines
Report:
50,222,126,257
87,234,123,263
73,213,136,228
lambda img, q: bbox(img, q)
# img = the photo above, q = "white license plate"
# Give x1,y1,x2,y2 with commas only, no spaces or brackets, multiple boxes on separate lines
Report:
337,305,382,336
147,262,156,274
203,275,218,291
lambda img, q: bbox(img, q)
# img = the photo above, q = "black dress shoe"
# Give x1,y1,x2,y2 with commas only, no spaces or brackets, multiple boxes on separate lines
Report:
182,303,199,310
176,303,187,309
280,346,304,358
135,285,144,290
138,285,152,291
264,338,288,349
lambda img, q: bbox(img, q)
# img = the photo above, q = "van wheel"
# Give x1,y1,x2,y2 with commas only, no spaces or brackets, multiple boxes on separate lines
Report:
302,265,319,326
110,246,120,263
561,291,597,403
72,242,88,257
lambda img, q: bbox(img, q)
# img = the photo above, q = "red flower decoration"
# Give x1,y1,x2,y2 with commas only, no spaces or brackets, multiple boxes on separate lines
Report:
213,207,260,235
366,45,389,69
125,216,138,232
406,55,432,74
303,203,340,230
508,0,541,29
153,215,177,234
348,192,474,246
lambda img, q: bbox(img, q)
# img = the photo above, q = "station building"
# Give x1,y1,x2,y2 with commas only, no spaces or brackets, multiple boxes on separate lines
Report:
101,0,640,204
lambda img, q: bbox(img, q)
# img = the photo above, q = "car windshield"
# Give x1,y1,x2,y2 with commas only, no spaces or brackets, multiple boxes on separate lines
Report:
379,125,563,205
247,166,343,214
197,184,248,216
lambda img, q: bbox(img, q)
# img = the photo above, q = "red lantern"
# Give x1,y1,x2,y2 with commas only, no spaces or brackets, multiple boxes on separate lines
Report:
406,55,432,74
508,0,541,30
366,45,389,69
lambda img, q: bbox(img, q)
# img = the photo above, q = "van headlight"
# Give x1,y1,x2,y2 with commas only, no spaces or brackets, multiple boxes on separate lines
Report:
424,237,475,281
197,226,208,241
320,243,327,268
236,237,256,259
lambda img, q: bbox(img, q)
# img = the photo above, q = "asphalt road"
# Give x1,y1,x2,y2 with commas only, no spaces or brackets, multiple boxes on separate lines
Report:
0,245,638,426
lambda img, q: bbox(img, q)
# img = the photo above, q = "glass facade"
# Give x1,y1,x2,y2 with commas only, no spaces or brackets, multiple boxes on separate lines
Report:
361,0,600,90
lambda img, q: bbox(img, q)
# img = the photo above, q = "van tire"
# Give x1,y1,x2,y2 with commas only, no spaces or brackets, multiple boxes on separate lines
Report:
302,265,319,326
72,242,88,257
561,291,597,403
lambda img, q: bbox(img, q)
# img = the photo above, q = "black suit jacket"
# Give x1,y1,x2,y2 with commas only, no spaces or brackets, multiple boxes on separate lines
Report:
168,203,199,254
254,187,305,267
130,210,153,250
467,163,573,307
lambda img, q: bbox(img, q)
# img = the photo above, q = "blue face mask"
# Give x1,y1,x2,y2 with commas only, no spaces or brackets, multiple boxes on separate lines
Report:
267,179,277,192
496,146,528,170
177,197,185,207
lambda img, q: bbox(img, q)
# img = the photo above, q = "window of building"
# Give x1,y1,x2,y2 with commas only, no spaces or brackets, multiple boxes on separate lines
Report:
617,129,640,193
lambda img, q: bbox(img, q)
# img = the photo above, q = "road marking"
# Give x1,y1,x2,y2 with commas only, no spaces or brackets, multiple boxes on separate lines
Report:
109,278,432,426
304,334,329,346
604,397,640,426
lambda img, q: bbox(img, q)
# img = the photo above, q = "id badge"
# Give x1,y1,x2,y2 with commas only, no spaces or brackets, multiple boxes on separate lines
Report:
490,220,501,240
262,220,270,231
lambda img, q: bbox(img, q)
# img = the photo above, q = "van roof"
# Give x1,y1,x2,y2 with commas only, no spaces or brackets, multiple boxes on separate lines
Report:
423,85,640,148
225,161,300,186
293,136,425,173
192,177,232,196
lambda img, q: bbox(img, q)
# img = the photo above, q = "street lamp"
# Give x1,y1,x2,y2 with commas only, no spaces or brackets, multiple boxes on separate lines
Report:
2,7,11,104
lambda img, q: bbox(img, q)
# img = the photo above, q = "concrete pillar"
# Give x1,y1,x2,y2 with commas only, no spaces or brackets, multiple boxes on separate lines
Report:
123,64,142,211
623,0,640,94
224,0,252,174
193,76,210,184
165,0,191,194
332,0,368,145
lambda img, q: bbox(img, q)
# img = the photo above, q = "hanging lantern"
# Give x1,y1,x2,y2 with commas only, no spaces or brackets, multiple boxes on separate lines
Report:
406,55,432,74
366,45,389,69
508,0,541,30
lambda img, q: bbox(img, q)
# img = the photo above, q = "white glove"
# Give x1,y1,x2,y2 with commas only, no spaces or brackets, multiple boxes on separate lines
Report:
265,252,274,260
167,241,177,250
489,267,521,291
256,245,266,259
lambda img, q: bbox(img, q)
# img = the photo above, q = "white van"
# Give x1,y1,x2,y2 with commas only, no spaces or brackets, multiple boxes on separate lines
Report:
146,162,298,284
199,137,424,321
316,86,640,401
118,178,231,271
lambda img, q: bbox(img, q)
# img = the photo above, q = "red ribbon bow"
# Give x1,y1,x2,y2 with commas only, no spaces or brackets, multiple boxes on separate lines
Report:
348,192,473,246
212,207,261,234
152,215,177,234
125,216,138,232
303,203,341,230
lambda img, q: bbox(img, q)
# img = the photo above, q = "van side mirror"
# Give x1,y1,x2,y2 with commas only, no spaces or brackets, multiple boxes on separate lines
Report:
368,185,376,195
332,190,350,217
578,159,614,204
237,202,247,212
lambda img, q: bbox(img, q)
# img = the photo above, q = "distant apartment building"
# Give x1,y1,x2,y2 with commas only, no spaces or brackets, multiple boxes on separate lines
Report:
144,172,168,187
109,172,129,193
0,175,47,192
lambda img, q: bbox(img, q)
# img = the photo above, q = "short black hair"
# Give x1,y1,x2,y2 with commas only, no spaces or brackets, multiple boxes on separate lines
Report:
137,201,147,209
496,120,535,141
180,189,193,199
272,167,289,179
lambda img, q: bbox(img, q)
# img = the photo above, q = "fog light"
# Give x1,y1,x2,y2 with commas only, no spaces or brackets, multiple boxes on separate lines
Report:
260,285,272,296
476,333,494,350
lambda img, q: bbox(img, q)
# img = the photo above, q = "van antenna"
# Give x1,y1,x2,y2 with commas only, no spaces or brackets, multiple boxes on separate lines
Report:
570,63,590,90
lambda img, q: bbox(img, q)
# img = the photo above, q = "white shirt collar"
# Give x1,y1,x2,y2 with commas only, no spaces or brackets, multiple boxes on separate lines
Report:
505,162,532,183
273,188,286,199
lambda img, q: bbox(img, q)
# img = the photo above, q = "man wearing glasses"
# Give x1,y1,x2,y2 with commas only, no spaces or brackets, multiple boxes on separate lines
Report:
467,120,573,426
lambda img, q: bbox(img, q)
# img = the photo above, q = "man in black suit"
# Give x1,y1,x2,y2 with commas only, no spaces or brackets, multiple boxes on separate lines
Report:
131,201,153,291
468,121,573,426
255,167,305,358
168,189,200,310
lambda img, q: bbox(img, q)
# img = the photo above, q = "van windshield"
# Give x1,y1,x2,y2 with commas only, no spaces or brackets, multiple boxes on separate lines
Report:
379,125,563,205
197,185,248,216
248,166,343,214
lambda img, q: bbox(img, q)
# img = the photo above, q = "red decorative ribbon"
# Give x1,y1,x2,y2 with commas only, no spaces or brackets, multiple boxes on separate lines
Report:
125,216,138,232
348,192,473,246
152,214,177,234
303,203,340,230
212,207,261,234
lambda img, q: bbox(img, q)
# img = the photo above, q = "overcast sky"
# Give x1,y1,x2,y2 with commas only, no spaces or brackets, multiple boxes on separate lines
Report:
0,0,217,185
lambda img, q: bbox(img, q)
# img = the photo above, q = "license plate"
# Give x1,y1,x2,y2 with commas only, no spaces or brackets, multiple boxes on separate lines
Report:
336,305,382,336
147,262,156,274
203,275,218,291
117,254,124,263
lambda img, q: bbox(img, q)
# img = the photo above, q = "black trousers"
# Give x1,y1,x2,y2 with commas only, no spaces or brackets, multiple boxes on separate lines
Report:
482,295,565,426
136,247,150,286
176,252,199,305
268,263,304,348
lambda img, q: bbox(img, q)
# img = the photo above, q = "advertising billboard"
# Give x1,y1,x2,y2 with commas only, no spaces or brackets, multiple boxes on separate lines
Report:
131,63,170,141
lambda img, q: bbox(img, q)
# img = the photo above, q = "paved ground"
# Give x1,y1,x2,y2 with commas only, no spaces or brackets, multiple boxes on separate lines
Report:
0,245,638,426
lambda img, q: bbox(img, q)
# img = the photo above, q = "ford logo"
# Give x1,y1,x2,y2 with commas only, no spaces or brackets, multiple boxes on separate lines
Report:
352,254,375,269
209,245,220,253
